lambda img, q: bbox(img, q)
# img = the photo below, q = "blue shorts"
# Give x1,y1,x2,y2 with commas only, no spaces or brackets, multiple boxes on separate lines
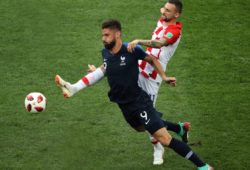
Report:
118,90,165,135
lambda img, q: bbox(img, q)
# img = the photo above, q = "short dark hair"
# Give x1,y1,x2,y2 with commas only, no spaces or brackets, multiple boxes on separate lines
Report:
168,0,183,13
101,19,122,31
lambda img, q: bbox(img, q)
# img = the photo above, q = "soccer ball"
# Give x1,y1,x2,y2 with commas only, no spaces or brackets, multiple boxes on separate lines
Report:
24,92,47,113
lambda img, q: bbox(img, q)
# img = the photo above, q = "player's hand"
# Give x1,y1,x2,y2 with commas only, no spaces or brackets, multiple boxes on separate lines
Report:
87,64,97,73
163,77,176,86
127,40,139,53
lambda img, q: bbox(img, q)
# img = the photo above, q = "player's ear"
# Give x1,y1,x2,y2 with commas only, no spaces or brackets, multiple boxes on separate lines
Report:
175,12,180,18
115,31,121,39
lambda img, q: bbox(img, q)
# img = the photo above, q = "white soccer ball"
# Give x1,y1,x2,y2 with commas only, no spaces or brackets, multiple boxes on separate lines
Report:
24,92,47,113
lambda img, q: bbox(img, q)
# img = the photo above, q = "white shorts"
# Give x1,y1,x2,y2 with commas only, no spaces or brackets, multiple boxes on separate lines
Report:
138,73,161,107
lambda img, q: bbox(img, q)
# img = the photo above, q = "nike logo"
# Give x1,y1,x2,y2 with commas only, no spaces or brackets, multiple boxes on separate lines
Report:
145,119,151,125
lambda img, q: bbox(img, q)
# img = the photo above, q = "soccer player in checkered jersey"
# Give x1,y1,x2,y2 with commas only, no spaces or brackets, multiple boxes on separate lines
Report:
128,0,190,165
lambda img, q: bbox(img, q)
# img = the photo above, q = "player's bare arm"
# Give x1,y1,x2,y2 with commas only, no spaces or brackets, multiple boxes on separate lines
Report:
128,39,168,52
144,55,176,86
138,39,168,48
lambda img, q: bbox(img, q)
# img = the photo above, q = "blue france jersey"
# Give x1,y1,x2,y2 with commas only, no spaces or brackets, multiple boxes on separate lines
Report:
102,43,147,104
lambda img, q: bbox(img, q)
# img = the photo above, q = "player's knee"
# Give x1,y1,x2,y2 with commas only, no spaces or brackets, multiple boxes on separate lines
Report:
153,128,172,146
157,135,172,146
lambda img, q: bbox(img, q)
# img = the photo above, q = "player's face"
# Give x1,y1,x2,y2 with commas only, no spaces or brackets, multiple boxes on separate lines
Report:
160,2,179,22
102,28,120,50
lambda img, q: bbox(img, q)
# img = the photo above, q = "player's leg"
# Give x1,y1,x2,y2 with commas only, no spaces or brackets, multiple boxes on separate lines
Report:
149,134,165,165
138,76,190,164
55,67,104,98
147,94,166,165
137,99,213,170
152,127,214,170
118,102,148,133
55,75,80,98
162,120,190,143
138,75,165,165
145,80,190,143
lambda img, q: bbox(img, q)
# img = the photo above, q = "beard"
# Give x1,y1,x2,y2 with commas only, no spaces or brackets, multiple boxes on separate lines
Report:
163,17,172,22
162,15,173,22
103,40,116,50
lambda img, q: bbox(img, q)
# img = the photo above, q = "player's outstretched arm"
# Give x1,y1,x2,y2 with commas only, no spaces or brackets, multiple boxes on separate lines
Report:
144,55,176,86
55,64,105,98
128,39,168,52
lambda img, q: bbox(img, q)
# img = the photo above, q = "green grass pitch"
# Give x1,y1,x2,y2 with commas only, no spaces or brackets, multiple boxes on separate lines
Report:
0,0,249,169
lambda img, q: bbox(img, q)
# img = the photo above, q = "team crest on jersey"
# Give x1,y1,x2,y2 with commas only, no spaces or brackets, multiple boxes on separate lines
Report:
165,32,173,39
120,56,126,66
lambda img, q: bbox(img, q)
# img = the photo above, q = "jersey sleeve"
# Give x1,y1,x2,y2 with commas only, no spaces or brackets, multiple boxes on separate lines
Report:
134,45,147,60
101,48,106,61
163,29,181,45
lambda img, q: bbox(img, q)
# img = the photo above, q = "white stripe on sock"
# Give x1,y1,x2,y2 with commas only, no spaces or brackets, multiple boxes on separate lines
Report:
185,151,193,159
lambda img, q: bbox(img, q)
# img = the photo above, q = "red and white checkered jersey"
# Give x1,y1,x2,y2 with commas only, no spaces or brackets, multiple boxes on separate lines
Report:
139,18,182,83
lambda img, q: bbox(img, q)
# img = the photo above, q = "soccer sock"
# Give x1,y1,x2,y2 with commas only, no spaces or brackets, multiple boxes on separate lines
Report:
163,120,181,134
71,79,87,92
71,67,104,93
168,138,206,167
149,134,159,144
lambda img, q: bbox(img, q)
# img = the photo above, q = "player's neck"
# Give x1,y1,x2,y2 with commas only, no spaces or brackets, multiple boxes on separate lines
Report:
110,40,122,55
163,19,177,26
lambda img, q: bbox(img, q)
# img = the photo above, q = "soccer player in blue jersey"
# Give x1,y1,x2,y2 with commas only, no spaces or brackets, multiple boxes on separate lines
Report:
55,19,213,170
58,0,187,165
